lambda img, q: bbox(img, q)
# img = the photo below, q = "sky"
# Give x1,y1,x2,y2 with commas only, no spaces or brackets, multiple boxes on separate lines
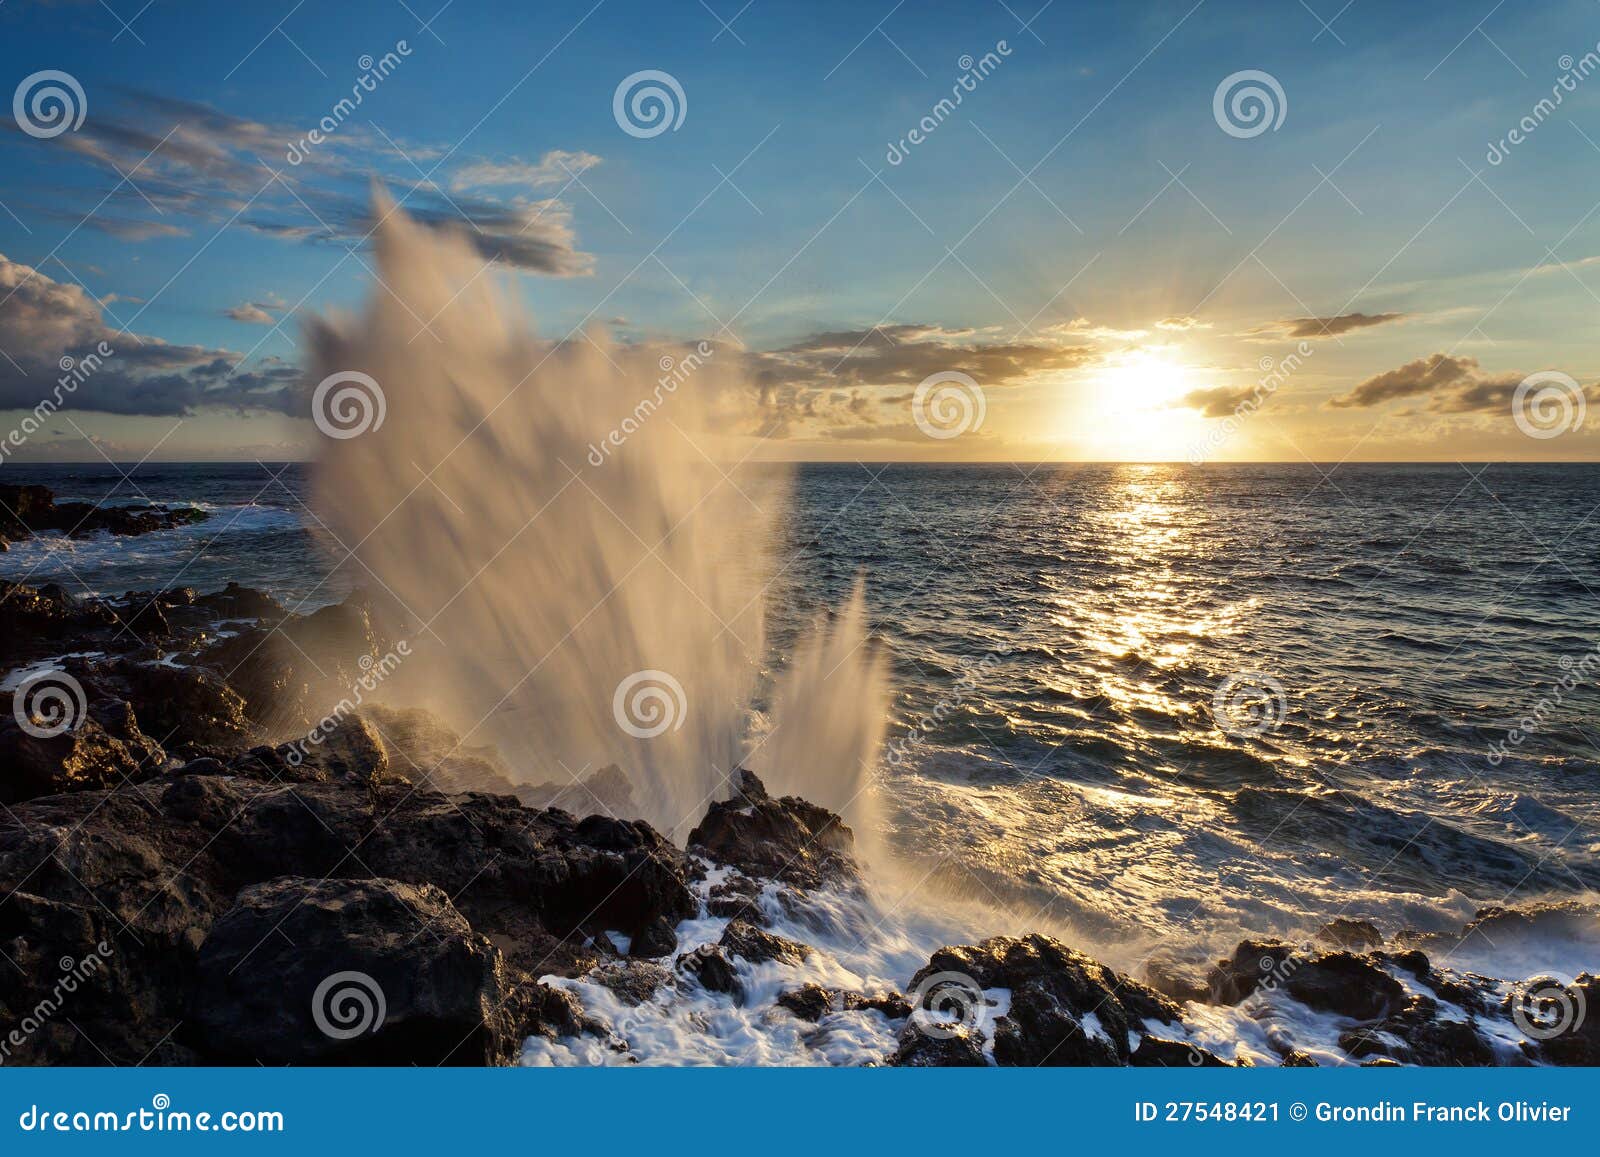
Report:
0,0,1598,463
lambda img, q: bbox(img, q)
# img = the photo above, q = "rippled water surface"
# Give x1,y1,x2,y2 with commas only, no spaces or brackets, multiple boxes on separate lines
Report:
5,460,1598,961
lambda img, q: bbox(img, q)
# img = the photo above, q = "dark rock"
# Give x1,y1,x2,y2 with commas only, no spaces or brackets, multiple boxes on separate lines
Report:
0,683,167,804
1144,955,1211,1004
846,990,912,1019
0,484,207,545
279,714,404,787
1338,995,1496,1066
777,983,833,1021
1207,939,1294,1004
719,917,811,965
1280,952,1406,1021
589,960,673,1006
1517,973,1599,1066
889,1024,988,1067
72,658,252,757
906,934,1179,1067
193,582,284,622
192,876,547,1065
687,770,858,889
1281,1050,1319,1066
629,915,678,958
1131,1036,1230,1067
678,945,741,998
1318,918,1383,950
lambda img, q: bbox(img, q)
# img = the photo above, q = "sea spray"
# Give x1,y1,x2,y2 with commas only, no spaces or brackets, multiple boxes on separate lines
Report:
305,197,889,839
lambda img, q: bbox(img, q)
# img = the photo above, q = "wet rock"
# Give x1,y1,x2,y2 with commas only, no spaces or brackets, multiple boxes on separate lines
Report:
590,960,674,1006
846,990,912,1019
630,915,678,958
719,918,812,965
1338,996,1496,1066
1144,955,1211,1004
907,934,1180,1067
0,689,167,804
1516,973,1599,1066
0,580,123,664
678,945,741,999
1280,952,1406,1021
72,658,252,757
0,484,207,543
278,714,404,787
193,582,285,622
1131,1036,1229,1067
889,1024,988,1067
1207,939,1294,1004
1281,1050,1319,1066
192,876,543,1065
1318,918,1383,950
687,770,858,889
777,983,833,1021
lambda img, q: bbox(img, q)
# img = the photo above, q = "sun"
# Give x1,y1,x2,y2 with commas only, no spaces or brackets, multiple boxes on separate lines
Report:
1061,348,1211,461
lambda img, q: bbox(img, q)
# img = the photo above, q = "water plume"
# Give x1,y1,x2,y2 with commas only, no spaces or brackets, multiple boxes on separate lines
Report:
305,197,888,840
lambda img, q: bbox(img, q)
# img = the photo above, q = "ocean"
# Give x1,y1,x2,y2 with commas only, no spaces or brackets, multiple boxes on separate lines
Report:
3,460,1598,987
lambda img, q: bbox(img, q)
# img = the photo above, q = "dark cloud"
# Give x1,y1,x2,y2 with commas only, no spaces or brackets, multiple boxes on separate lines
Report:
1257,312,1405,340
1329,353,1477,408
1175,385,1257,418
1329,352,1599,415
0,253,299,416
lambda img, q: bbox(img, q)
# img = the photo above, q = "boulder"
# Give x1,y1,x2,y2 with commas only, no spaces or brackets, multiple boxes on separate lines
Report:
904,934,1180,1067
192,876,555,1065
687,770,858,889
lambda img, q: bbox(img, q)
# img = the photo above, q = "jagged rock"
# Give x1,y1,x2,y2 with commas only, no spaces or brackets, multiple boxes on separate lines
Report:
1144,955,1211,1004
1131,1036,1230,1067
1281,1050,1318,1066
1318,918,1383,949
192,876,553,1065
677,945,741,998
193,582,285,621
905,934,1180,1067
630,915,678,958
1516,973,1599,1066
0,770,695,1063
687,770,858,889
0,484,206,544
1338,995,1496,1066
278,714,405,787
719,917,811,965
0,688,167,804
889,1024,988,1066
588,960,674,1006
777,983,832,1021
69,657,252,757
1207,939,1294,1004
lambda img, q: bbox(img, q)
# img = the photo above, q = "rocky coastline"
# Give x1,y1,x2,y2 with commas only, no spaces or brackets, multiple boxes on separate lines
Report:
0,557,1595,1066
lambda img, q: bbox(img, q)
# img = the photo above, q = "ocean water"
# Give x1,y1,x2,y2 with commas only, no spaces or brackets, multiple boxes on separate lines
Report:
3,460,1598,978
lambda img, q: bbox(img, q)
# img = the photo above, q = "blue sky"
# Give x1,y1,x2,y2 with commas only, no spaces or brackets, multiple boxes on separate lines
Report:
1,0,1598,460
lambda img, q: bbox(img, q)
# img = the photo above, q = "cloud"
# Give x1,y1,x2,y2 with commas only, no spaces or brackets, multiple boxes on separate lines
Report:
0,253,299,416
1175,385,1256,418
11,90,597,275
224,302,278,324
1329,353,1478,408
448,150,601,191
1157,315,1209,331
1257,312,1405,340
1329,352,1599,415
